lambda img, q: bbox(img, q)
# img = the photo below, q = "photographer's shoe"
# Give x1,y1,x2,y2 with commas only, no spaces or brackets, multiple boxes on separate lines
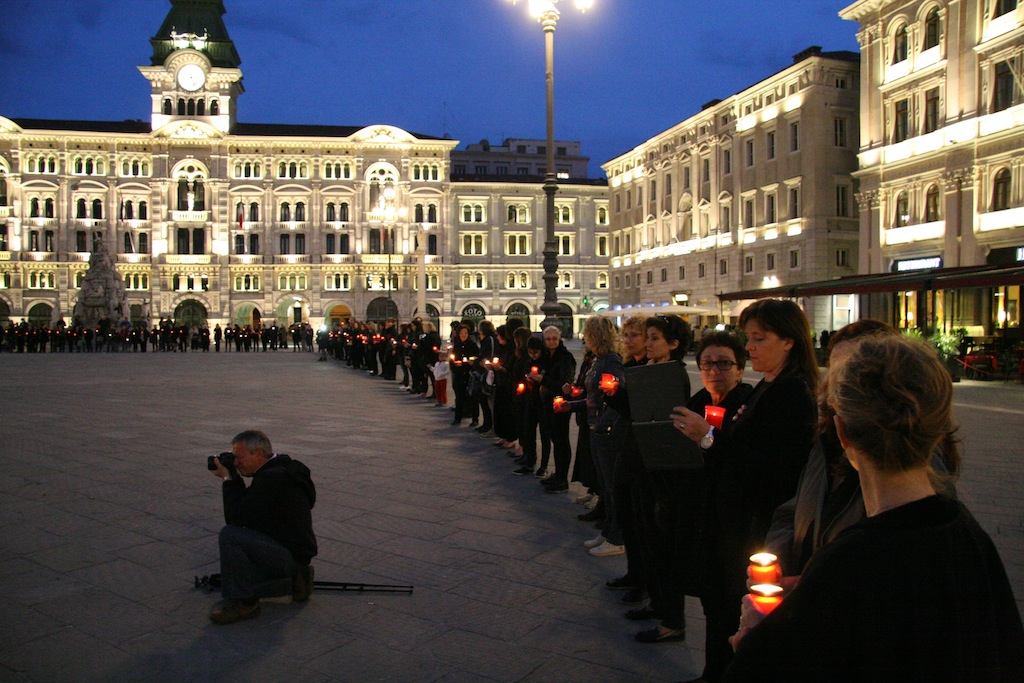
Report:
209,597,260,625
292,564,314,602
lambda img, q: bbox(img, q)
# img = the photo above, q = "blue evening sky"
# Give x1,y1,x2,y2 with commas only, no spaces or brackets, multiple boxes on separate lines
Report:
0,0,860,176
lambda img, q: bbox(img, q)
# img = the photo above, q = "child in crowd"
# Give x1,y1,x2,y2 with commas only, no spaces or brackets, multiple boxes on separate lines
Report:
431,351,450,407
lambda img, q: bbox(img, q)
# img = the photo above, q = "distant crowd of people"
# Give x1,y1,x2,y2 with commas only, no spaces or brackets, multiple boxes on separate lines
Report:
330,306,1022,682
0,318,317,353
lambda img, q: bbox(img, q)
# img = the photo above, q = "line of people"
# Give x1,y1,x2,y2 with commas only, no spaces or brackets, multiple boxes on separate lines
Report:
330,304,1023,681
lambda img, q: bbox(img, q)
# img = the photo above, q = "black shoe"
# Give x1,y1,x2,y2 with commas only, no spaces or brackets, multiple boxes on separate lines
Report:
577,509,604,522
468,421,479,428
292,564,314,602
543,481,568,493
451,418,462,426
475,424,492,433
621,586,649,605
625,605,659,621
513,466,533,476
635,626,685,643
605,575,637,591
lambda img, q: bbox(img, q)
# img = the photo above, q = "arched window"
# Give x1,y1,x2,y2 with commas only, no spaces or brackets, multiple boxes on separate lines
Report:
85,159,94,175
993,168,1012,211
295,202,306,222
892,24,908,63
506,272,516,288
249,202,259,222
196,99,205,115
280,203,291,222
326,202,337,222
45,198,54,218
139,201,148,220
30,198,41,217
894,191,910,227
995,0,1017,18
92,199,103,219
339,202,350,222
598,207,608,224
0,174,8,207
125,200,134,220
289,162,298,178
428,204,437,222
74,158,84,174
211,100,219,115
462,272,471,289
415,204,424,222
508,205,518,222
163,99,173,115
139,233,149,253
597,272,609,289
925,184,941,222
76,198,86,218
177,99,186,115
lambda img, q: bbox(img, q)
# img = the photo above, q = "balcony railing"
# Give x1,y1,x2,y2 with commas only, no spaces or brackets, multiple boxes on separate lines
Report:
164,254,213,265
21,251,57,262
117,254,151,264
274,254,310,264
171,210,210,223
230,254,265,265
66,252,91,263
321,254,354,264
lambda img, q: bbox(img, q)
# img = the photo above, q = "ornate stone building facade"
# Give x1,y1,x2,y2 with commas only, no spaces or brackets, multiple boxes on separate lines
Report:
0,0,608,333
840,0,1024,337
602,48,861,332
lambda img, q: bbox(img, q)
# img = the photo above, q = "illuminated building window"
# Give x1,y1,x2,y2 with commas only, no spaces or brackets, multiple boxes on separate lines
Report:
557,234,575,256
894,191,910,227
461,203,485,222
994,0,1017,18
461,233,486,255
892,24,908,63
505,233,530,256
923,9,941,50
993,61,1018,112
597,272,609,289
992,169,1012,211
925,185,941,222
893,99,910,143
924,88,941,133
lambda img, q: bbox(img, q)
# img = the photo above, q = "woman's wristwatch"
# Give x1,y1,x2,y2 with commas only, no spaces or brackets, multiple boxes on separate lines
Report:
700,426,715,450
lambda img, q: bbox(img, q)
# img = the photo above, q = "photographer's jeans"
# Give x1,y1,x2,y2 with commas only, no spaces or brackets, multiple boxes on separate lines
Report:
219,525,296,599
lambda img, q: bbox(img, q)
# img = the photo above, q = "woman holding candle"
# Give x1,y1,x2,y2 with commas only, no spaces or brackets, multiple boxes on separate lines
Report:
450,324,480,427
634,329,752,644
576,316,627,557
537,326,577,494
672,299,817,682
512,332,545,475
723,334,1024,682
602,313,655,599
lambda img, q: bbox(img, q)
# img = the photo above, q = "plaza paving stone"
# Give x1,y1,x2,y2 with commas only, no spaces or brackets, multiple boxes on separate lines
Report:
0,349,1021,682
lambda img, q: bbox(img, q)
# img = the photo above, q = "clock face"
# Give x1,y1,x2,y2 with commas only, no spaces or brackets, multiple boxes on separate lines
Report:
177,64,206,92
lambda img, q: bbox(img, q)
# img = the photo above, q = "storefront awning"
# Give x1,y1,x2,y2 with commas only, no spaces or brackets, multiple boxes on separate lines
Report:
717,264,1024,302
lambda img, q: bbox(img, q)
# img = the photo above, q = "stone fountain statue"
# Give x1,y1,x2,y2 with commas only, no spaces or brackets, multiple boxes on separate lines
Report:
72,238,129,328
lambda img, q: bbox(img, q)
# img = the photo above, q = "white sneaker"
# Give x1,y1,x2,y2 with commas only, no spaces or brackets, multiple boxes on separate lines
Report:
588,540,625,557
583,535,605,549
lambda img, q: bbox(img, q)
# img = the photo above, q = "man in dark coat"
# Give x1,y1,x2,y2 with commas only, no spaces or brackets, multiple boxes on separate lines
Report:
208,429,317,624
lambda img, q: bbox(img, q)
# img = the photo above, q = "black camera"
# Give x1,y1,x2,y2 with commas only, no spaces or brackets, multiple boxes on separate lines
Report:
207,452,236,471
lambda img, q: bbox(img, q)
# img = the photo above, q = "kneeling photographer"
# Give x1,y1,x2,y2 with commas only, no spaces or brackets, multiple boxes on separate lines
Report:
207,429,317,625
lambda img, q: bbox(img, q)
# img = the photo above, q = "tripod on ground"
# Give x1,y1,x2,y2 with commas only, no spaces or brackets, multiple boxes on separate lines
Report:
194,573,413,594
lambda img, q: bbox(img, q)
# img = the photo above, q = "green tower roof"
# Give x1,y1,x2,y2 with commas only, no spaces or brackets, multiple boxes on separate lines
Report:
150,0,241,68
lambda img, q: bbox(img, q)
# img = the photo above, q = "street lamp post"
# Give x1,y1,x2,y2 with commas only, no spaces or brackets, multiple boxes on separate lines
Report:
511,0,591,332
416,224,432,321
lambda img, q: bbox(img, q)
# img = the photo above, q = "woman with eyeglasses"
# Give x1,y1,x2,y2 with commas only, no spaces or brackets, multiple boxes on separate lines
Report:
632,328,753,645
722,334,1024,682
672,299,817,683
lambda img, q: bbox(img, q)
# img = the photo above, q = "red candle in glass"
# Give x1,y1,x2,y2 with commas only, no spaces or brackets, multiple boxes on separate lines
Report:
599,373,618,392
570,386,583,397
516,383,526,395
749,552,781,585
531,366,539,375
552,396,566,411
705,405,726,429
749,583,784,615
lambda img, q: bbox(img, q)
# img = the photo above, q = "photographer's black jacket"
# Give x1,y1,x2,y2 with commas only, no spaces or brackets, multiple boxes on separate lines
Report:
223,454,318,565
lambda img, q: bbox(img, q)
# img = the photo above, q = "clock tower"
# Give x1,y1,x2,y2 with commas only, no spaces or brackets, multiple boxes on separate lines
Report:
138,0,243,134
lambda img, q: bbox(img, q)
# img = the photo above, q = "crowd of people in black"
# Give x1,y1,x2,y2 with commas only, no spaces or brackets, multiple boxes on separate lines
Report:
0,318,317,354
329,304,1022,682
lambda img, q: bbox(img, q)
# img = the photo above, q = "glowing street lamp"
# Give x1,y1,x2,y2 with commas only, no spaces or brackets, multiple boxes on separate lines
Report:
509,0,591,332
